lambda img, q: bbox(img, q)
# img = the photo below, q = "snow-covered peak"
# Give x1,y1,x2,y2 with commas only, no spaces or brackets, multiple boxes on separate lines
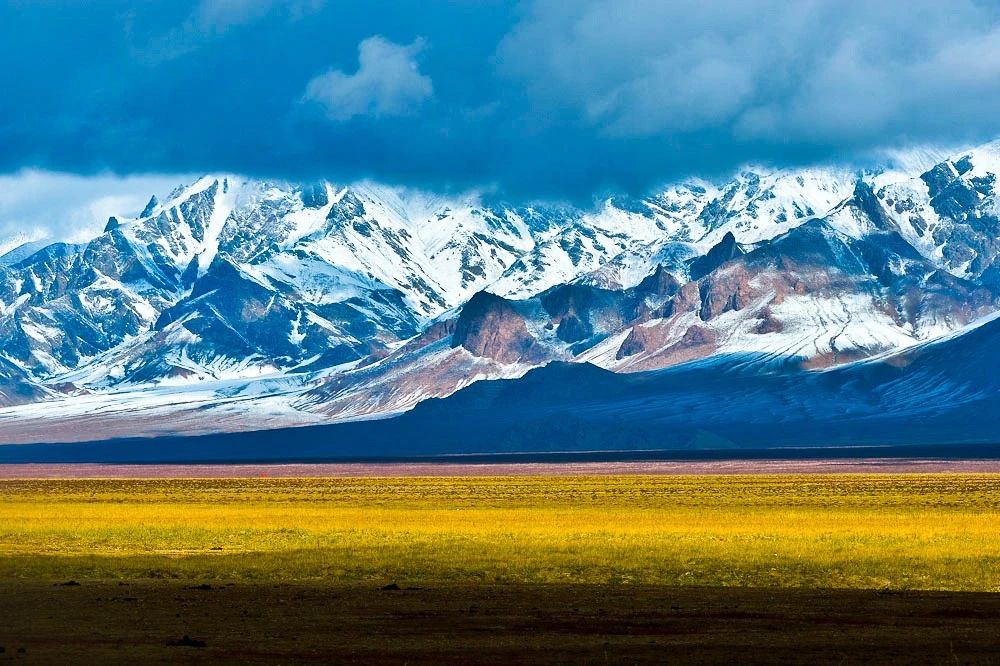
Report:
4,137,1000,396
697,166,858,247
874,140,1000,280
868,145,965,189
0,233,52,265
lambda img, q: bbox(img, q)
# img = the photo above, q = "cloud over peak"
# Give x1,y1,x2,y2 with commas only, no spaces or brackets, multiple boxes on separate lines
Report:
304,36,433,121
1,1,999,198
497,0,1000,147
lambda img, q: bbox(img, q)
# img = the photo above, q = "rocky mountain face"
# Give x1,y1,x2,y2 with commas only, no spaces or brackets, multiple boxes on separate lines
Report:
876,141,1000,283
3,141,1000,441
0,356,49,407
9,311,1000,461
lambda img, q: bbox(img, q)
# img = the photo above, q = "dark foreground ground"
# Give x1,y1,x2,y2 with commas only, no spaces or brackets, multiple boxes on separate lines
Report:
2,582,1000,664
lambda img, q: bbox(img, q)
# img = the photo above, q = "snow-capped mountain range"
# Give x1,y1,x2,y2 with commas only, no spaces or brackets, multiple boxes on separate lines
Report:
3,140,1000,444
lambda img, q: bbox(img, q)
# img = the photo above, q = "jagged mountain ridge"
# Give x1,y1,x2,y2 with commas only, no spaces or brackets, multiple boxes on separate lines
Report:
6,310,1000,460
2,141,1000,441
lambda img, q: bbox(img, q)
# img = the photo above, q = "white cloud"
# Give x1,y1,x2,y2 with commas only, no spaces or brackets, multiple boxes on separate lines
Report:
0,170,191,247
497,0,1000,147
304,36,433,121
194,0,278,33
194,0,325,34
138,0,325,63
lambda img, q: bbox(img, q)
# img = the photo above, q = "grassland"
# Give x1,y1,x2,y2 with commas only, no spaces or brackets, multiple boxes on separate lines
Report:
3,473,1000,663
3,474,1000,591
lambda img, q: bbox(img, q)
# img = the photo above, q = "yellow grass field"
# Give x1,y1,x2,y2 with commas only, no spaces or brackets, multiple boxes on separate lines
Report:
3,474,1000,591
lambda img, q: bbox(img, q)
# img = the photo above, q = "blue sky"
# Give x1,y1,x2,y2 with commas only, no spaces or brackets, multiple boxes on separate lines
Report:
2,0,1000,240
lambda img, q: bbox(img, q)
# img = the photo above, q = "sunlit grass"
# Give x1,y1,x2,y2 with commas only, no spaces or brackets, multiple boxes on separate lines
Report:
2,475,1000,590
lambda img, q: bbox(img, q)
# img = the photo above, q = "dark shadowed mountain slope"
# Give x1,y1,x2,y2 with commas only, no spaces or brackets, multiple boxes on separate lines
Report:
0,357,51,408
3,314,999,462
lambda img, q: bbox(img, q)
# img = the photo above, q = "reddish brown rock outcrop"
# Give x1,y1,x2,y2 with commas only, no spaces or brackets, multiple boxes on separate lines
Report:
698,265,753,320
451,291,544,364
754,307,785,334
657,281,701,318
636,265,681,297
616,324,655,360
676,325,717,349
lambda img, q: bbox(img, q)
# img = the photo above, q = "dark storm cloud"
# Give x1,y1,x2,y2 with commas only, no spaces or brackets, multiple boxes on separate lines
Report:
1,0,999,199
